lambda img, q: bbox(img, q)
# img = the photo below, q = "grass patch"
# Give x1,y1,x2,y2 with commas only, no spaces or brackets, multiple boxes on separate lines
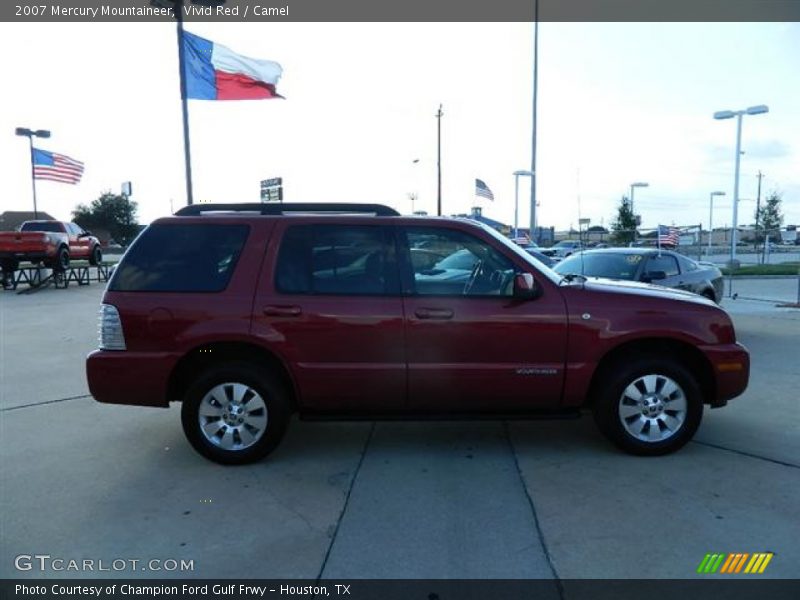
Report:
721,262,800,276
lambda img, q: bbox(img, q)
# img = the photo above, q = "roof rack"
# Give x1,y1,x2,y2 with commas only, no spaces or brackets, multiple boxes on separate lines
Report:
174,203,400,217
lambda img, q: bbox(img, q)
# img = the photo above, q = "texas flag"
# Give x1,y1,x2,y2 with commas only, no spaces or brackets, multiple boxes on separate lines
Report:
182,31,283,100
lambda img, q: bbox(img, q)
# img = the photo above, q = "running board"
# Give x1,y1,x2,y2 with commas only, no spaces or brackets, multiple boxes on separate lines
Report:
299,409,583,422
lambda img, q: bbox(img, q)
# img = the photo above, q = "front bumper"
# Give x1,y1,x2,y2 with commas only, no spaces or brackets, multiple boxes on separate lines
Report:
700,342,750,406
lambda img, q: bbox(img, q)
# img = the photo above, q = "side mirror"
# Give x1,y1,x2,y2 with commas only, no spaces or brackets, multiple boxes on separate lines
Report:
513,273,541,300
79,231,91,238
642,270,667,283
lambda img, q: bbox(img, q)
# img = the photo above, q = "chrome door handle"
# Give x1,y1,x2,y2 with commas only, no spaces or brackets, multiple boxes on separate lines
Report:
415,307,454,320
263,305,302,317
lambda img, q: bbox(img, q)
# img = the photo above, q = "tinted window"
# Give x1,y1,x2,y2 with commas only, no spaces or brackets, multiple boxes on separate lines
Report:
21,221,63,233
275,225,397,296
646,254,680,277
555,252,643,280
404,228,516,296
109,223,248,292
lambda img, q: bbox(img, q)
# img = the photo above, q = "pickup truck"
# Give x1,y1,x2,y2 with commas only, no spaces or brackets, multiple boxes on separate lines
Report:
0,220,102,273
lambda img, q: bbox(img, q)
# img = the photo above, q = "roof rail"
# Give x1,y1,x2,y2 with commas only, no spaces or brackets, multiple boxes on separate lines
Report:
174,203,400,217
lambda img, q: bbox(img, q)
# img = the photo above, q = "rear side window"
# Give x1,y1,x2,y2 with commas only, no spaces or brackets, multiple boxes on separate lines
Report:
275,225,398,296
646,254,680,277
109,223,248,292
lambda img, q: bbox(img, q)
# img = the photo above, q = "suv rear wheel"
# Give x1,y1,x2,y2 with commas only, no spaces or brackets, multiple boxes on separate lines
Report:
593,357,703,456
181,362,291,465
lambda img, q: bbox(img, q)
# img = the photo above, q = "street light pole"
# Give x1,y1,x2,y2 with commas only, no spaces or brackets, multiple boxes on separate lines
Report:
436,104,443,216
629,181,648,242
15,127,51,220
529,0,539,240
513,170,534,241
708,191,726,256
713,104,768,266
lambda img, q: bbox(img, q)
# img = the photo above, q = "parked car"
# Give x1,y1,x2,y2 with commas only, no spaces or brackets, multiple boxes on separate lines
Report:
553,248,724,303
541,239,584,259
86,203,749,464
0,220,102,273
521,246,555,268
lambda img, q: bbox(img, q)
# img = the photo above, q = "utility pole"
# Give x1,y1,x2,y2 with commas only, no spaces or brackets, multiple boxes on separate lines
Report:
436,104,443,216
529,0,539,241
755,170,764,261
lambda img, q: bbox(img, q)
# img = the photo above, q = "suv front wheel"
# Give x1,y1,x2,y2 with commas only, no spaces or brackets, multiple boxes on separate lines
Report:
593,357,703,456
181,362,291,465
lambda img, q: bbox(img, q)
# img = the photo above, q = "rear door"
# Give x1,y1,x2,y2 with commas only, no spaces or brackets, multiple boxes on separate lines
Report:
399,224,568,412
252,221,406,412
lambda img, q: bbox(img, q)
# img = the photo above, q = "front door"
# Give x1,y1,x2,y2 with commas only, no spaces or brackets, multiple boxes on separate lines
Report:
399,225,568,412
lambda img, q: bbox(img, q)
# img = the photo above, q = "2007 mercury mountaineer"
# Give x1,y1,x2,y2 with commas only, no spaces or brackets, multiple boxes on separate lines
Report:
86,203,749,464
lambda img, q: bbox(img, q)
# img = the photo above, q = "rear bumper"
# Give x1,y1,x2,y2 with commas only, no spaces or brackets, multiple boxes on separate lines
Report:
700,342,750,406
86,350,177,407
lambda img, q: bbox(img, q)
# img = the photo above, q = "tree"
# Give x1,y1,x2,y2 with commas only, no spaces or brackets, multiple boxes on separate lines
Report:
610,196,637,245
73,192,139,246
754,191,784,243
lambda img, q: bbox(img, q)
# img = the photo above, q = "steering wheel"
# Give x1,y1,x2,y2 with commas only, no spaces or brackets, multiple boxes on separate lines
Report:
463,259,483,295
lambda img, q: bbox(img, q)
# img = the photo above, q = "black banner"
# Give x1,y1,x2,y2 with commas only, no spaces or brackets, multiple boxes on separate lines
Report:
3,580,800,600
4,0,800,22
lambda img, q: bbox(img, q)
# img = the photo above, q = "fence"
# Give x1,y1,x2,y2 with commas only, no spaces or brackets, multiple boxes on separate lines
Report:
550,226,799,267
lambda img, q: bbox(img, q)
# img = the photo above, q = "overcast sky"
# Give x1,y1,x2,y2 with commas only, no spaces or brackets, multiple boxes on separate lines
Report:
2,21,798,231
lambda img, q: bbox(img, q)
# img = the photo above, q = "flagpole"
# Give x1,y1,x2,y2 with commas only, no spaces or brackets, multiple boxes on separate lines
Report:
175,0,195,206
28,136,39,220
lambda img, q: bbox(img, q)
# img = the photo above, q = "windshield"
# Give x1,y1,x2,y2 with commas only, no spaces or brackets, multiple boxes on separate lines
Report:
554,252,644,280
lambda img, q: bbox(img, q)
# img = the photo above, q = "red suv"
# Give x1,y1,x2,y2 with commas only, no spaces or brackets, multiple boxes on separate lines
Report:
86,203,749,464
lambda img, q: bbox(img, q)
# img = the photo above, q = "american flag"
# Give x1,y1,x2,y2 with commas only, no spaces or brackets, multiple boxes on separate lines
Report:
32,149,84,184
475,178,494,201
657,225,680,246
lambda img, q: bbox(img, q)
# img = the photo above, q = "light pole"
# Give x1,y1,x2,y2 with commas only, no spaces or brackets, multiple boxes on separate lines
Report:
708,191,726,255
629,182,648,220
436,104,443,216
15,127,51,219
513,170,534,240
713,104,769,266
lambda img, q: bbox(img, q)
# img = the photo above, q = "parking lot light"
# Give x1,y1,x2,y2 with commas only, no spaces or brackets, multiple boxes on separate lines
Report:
713,105,769,265
15,126,52,219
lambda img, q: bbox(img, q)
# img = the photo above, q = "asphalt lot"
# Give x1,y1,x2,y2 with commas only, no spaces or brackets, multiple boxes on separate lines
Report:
1,278,798,580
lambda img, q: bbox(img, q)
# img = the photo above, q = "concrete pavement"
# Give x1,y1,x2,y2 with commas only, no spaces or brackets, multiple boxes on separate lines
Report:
1,282,798,580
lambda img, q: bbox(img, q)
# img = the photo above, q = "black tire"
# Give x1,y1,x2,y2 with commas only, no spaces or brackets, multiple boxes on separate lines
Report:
47,246,69,271
89,245,102,266
181,362,291,465
702,289,716,303
592,357,703,456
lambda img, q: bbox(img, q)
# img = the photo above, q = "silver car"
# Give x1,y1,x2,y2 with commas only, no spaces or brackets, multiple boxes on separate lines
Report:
553,248,724,303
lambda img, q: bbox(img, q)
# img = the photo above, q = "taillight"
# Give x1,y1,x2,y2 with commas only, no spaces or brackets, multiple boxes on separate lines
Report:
98,304,126,350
